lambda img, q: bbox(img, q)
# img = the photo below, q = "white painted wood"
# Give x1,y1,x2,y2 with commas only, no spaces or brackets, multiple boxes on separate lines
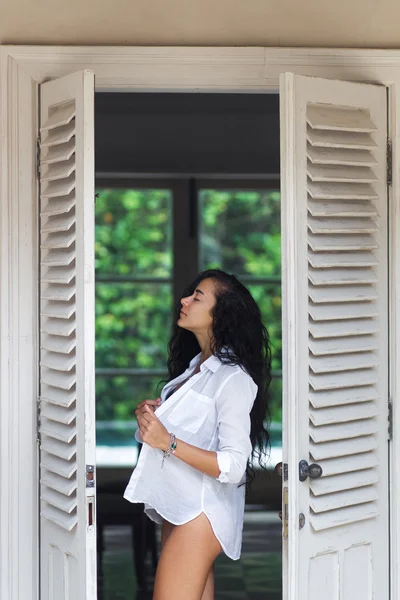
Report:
39,70,96,600
1,46,400,600
310,486,378,513
307,127,377,150
281,73,389,599
307,146,378,167
310,435,378,460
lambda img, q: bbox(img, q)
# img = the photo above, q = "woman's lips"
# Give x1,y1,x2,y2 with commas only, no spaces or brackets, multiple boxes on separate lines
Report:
180,310,187,316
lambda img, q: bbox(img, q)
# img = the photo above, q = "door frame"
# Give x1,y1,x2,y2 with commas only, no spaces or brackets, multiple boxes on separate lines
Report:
1,46,400,600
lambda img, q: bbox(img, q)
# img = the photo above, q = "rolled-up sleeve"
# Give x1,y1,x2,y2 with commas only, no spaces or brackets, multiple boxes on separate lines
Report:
215,370,258,484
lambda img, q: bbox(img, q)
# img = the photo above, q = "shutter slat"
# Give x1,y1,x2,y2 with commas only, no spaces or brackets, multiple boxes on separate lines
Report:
41,369,75,391
309,334,378,357
41,139,75,166
309,284,378,303
310,435,378,460
41,175,75,199
307,105,376,133
310,486,378,514
308,199,378,218
40,192,76,217
41,229,76,250
41,249,75,267
41,400,76,425
40,505,77,532
41,470,76,496
41,103,76,132
310,419,377,444
40,417,76,444
309,267,377,285
310,401,378,426
310,502,378,532
309,385,379,409
306,146,377,167
41,284,75,302
41,488,77,514
41,452,77,479
310,368,377,391
41,386,76,408
308,233,378,251
308,182,378,200
308,164,377,184
308,217,377,234
41,350,76,372
317,453,378,477
310,352,378,374
309,301,378,321
42,300,76,320
309,318,379,338
307,127,377,150
310,469,378,496
41,123,75,148
41,317,76,337
41,212,75,234
41,334,76,355
41,156,76,183
42,266,75,284
41,436,76,460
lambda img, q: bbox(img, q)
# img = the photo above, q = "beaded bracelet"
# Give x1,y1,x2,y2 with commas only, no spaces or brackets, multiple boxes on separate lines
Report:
161,433,177,468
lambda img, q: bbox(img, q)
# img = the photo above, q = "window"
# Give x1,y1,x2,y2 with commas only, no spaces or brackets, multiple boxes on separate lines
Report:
198,181,282,424
95,179,282,451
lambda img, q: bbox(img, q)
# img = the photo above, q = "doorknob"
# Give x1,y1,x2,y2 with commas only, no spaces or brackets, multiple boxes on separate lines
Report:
299,459,323,482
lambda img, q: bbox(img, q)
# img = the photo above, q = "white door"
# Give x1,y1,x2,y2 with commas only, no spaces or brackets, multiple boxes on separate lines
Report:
280,74,390,600
38,70,96,600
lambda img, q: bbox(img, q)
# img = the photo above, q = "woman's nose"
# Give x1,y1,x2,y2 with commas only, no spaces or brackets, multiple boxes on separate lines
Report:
181,296,189,307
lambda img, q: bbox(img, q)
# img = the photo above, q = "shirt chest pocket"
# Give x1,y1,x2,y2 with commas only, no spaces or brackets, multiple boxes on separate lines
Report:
166,389,216,435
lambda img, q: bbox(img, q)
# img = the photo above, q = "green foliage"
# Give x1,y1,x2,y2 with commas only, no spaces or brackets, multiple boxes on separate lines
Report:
95,187,282,424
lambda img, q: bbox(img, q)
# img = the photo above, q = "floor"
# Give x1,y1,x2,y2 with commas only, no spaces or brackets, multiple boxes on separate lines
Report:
98,510,282,600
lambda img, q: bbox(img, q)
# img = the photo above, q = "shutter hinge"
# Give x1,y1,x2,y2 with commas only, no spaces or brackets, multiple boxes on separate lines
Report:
387,139,392,187
388,398,393,441
36,398,41,446
36,137,41,179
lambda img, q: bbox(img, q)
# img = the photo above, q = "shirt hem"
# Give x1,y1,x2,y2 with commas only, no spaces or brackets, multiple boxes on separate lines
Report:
123,493,240,561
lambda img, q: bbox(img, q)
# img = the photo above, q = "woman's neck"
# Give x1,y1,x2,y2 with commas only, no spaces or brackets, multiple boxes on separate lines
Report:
195,333,213,364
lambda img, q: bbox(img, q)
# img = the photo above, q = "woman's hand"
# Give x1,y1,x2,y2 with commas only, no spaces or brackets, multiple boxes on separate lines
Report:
135,398,161,428
139,405,170,451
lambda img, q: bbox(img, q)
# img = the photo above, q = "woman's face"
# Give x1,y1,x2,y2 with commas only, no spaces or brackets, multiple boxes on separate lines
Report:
177,277,217,336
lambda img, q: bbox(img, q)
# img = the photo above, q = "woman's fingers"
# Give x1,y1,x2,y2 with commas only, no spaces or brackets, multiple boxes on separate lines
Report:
135,398,162,413
142,405,157,424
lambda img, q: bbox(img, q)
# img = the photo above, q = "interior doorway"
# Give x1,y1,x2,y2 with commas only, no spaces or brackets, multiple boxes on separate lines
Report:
94,92,283,599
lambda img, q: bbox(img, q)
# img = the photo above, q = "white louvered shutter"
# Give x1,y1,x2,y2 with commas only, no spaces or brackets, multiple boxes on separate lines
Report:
39,71,96,600
280,74,389,600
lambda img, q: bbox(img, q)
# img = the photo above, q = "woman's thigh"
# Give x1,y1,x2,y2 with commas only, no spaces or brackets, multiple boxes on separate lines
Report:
161,519,175,548
153,513,222,600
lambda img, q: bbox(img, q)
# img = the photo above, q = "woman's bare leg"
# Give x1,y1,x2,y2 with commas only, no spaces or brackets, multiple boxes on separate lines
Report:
154,514,221,600
161,519,175,548
200,565,214,600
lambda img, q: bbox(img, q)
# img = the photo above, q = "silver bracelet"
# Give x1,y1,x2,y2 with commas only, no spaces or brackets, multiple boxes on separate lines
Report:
161,433,177,468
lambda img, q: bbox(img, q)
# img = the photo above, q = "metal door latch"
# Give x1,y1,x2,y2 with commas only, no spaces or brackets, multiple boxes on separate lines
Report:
86,464,95,488
299,460,323,482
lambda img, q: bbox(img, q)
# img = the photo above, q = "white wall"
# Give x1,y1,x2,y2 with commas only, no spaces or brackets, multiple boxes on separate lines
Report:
1,0,400,47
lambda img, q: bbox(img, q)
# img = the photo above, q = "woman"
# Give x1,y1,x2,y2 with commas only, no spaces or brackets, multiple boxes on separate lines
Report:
124,269,272,600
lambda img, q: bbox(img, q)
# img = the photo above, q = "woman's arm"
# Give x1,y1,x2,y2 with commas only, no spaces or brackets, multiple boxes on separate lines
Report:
139,405,221,478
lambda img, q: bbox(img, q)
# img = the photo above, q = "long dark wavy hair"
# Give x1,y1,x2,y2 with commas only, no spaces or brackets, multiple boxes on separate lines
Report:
166,269,272,486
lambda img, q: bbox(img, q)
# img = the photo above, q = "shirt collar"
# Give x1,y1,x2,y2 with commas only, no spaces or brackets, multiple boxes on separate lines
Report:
189,352,222,373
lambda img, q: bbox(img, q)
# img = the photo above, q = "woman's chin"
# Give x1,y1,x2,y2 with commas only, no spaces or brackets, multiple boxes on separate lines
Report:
177,317,190,331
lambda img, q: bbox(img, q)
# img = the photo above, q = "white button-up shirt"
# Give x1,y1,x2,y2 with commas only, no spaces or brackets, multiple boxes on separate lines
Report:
124,352,258,560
